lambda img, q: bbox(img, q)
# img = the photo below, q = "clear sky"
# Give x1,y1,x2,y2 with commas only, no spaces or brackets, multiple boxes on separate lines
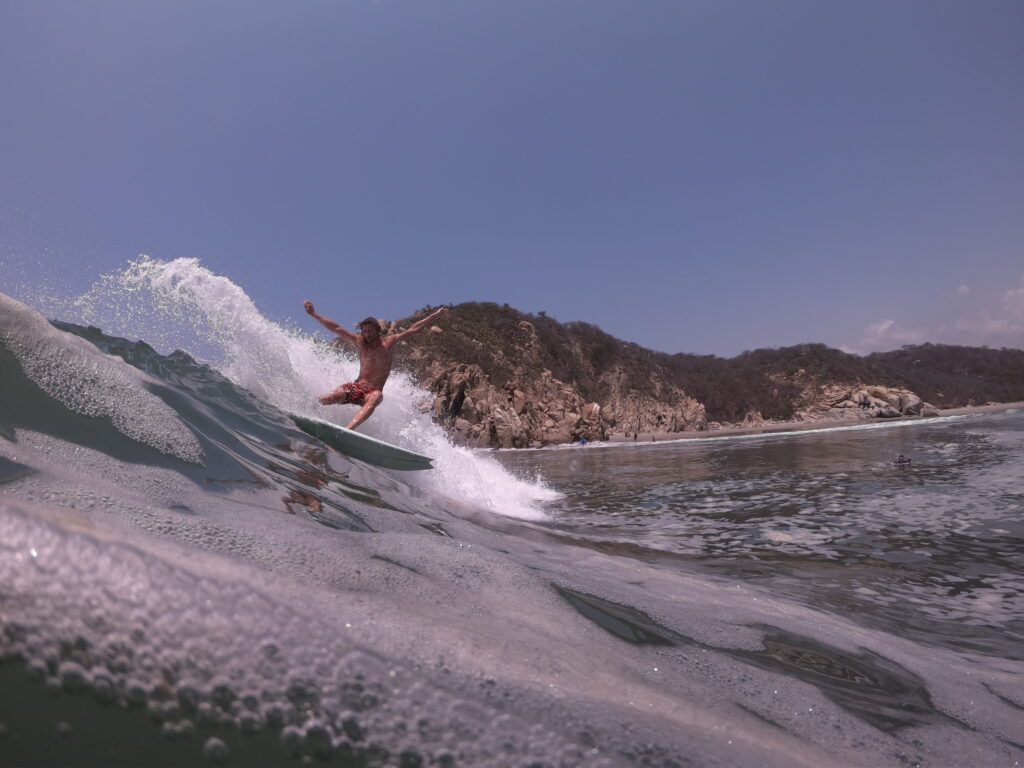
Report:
2,0,1022,357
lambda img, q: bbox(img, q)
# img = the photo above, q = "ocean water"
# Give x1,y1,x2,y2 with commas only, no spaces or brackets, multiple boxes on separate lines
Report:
1,259,1022,767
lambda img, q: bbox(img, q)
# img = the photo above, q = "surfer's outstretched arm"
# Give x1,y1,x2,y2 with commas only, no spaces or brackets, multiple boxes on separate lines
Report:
304,301,360,344
387,306,450,343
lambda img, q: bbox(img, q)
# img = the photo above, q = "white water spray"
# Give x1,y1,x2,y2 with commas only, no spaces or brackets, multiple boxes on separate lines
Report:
72,256,556,520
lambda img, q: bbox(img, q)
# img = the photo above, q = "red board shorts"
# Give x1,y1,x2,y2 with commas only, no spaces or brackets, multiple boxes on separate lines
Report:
333,379,375,407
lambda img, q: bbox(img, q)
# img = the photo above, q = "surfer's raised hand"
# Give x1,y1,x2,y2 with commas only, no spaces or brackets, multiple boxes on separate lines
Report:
303,302,355,341
420,306,449,323
385,306,450,343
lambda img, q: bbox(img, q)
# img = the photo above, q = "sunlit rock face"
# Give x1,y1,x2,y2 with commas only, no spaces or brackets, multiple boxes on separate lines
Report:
398,313,705,446
421,362,608,447
794,384,937,423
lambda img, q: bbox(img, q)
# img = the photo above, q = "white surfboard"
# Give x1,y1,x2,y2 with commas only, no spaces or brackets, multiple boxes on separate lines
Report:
290,414,433,471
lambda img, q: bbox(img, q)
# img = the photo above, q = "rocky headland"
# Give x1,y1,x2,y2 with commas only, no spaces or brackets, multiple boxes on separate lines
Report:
383,303,1024,448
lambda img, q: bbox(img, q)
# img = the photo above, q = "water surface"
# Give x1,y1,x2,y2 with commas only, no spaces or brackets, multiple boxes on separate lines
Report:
2,263,1021,767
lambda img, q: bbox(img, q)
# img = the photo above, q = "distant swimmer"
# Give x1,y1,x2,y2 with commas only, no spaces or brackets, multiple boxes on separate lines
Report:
895,454,912,465
303,301,449,430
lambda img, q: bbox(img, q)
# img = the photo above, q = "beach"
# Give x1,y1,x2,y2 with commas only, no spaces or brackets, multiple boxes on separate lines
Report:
605,401,1024,444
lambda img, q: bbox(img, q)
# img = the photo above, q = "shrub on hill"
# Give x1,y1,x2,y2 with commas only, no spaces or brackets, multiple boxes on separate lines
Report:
397,304,1024,419
869,344,1024,407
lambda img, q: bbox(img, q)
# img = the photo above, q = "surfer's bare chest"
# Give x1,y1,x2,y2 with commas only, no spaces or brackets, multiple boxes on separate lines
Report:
356,340,393,387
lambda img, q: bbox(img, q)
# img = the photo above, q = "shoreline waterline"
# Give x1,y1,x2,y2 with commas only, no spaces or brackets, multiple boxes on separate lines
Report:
484,401,1023,452
601,401,1023,445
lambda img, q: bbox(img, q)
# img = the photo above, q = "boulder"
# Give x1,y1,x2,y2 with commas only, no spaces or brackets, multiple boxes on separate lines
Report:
795,384,933,423
742,411,764,426
899,393,924,415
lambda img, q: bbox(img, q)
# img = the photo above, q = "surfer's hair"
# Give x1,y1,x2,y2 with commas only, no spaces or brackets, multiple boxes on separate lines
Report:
358,317,382,334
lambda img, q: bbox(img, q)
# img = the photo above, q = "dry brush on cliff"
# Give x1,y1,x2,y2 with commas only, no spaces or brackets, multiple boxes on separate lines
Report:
387,304,1024,447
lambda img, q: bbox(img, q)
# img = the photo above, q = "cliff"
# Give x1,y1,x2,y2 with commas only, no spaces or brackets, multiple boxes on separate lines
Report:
384,303,1024,447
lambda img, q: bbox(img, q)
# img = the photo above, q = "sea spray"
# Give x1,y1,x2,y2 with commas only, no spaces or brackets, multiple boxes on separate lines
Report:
70,255,557,519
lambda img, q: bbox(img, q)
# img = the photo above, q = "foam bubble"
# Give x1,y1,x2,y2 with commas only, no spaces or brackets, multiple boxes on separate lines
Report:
0,499,596,765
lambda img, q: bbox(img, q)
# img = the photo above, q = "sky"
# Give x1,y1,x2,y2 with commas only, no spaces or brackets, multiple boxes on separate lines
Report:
1,0,1022,357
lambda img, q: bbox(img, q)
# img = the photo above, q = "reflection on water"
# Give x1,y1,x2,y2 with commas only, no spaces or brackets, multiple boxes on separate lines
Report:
555,585,677,646
555,582,948,736
497,411,1024,659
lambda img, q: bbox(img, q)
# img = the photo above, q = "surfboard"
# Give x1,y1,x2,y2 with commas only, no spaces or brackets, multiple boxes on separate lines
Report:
289,414,433,471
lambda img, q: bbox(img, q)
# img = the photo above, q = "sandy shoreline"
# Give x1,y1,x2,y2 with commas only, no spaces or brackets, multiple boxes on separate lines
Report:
602,401,1024,445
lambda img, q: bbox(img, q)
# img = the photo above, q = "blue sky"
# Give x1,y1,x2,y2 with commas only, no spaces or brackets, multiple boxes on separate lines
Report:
2,0,1022,356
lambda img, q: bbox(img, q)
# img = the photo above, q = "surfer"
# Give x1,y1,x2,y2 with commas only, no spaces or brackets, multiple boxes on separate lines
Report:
303,301,449,429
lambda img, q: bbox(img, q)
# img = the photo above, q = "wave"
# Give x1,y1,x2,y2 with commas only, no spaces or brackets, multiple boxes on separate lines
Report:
67,255,557,521
0,293,202,463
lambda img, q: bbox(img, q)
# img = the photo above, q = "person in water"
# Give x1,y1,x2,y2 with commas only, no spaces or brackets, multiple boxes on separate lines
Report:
896,454,912,465
303,301,449,430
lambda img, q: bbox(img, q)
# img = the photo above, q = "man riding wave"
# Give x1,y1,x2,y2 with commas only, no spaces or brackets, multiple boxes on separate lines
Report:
303,301,449,430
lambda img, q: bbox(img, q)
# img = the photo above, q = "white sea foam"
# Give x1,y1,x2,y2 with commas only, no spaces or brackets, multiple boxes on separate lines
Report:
70,256,555,520
0,292,203,464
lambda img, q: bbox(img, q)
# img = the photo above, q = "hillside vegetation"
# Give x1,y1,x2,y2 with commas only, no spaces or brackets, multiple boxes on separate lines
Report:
389,302,1024,445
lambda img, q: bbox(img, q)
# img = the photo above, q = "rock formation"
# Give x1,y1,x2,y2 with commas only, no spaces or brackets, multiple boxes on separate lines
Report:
590,369,707,437
395,313,709,447
793,384,940,422
418,361,604,448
